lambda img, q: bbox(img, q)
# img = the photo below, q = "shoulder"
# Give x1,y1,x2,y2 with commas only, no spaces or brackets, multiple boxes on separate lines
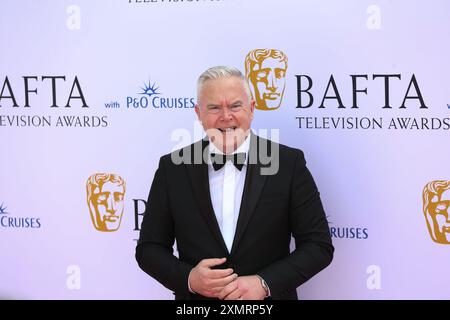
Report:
159,139,206,168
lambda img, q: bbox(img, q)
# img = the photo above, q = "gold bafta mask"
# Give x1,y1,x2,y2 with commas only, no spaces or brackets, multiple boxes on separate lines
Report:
86,173,126,232
422,180,450,244
245,48,288,110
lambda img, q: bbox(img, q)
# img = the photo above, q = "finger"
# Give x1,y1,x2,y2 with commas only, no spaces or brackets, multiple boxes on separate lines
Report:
211,273,238,287
208,286,227,298
204,288,223,298
224,287,241,300
201,257,227,268
207,268,234,279
219,281,238,300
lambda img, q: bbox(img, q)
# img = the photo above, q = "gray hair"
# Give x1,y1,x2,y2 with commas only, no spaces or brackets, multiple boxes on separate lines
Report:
197,66,252,102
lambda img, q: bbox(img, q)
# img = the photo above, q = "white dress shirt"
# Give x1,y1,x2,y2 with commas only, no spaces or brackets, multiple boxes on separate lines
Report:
208,134,250,253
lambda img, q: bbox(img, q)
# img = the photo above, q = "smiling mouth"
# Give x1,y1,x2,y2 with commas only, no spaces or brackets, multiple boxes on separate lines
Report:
218,127,237,133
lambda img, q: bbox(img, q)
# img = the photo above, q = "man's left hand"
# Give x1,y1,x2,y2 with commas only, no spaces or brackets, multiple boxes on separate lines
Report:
218,275,267,300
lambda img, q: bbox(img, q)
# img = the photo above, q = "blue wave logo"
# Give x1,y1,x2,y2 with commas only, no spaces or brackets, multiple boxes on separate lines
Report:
0,202,8,214
140,80,160,98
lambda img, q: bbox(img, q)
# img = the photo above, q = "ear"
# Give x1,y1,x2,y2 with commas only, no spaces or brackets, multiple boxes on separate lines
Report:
194,104,201,120
249,100,255,118
250,99,255,112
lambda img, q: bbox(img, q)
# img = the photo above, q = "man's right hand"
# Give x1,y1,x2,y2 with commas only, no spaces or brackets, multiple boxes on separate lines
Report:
188,257,237,298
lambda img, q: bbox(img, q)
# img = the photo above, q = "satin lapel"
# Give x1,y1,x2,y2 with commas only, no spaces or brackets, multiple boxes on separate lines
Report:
185,139,228,254
231,134,268,255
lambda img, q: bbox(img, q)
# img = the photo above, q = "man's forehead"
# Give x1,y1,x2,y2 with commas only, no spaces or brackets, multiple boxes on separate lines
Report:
199,78,248,102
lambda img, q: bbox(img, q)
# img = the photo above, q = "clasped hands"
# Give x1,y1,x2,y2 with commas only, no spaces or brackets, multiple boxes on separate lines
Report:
188,257,267,300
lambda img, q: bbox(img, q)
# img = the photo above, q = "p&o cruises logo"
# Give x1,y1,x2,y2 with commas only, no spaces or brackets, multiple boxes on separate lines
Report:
0,202,42,229
126,79,195,110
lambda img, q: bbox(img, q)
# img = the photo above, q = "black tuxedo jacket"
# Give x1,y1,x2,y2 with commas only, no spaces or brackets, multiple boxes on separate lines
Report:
136,134,333,300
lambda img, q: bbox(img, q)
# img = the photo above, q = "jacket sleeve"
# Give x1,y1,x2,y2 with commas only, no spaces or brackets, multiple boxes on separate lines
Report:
258,150,334,298
135,156,192,294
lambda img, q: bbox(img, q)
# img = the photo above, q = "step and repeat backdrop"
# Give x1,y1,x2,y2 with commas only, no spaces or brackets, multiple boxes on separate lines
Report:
1,0,449,299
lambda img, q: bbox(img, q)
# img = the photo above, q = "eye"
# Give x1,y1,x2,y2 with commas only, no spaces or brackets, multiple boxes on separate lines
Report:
208,106,220,113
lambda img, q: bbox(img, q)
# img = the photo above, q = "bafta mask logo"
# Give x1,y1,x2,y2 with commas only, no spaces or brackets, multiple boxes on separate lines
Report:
422,180,450,244
86,173,126,232
245,48,288,110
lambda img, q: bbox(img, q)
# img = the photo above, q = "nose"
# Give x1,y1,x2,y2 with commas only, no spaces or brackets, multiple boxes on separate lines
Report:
220,106,233,120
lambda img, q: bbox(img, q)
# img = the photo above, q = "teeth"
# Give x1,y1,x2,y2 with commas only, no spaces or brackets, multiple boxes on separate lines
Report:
219,127,236,132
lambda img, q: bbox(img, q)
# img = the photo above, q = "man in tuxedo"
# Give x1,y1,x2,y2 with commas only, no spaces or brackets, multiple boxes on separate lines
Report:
136,66,333,300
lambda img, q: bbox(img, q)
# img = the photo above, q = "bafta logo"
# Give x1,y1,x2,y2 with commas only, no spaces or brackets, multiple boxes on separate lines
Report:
245,48,288,110
86,173,126,232
422,180,450,244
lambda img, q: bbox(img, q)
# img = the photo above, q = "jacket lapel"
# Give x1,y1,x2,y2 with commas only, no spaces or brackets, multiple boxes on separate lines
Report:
231,133,269,255
185,138,229,254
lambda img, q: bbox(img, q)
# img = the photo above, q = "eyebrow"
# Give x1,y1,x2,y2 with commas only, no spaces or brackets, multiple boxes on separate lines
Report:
206,100,243,108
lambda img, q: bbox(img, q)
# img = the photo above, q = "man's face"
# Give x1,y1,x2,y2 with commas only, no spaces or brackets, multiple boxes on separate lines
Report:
249,57,286,110
427,189,450,243
89,181,125,232
195,76,255,154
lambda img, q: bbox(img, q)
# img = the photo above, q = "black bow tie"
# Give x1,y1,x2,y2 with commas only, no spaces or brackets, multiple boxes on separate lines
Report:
210,153,246,171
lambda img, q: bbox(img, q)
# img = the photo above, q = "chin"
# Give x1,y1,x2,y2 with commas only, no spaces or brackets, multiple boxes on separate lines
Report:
212,140,234,153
